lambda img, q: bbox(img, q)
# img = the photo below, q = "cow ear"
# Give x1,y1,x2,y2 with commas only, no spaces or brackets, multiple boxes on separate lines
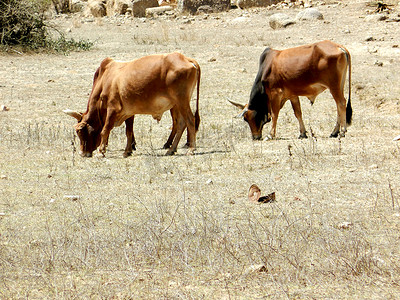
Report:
227,98,246,110
74,122,87,131
63,109,82,122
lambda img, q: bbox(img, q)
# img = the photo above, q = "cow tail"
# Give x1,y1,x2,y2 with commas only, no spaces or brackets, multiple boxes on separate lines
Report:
344,48,352,125
194,61,201,132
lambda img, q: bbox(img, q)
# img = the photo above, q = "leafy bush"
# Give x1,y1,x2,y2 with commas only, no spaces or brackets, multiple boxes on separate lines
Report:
0,0,92,53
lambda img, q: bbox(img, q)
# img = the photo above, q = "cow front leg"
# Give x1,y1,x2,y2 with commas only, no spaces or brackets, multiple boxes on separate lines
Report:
267,100,281,139
123,116,136,158
290,96,307,139
99,112,117,156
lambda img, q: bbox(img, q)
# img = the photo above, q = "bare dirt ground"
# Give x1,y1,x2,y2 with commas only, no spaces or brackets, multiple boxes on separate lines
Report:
1,0,400,298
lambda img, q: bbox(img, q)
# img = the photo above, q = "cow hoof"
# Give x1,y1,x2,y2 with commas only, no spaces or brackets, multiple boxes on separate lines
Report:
132,144,136,151
330,132,339,138
163,143,171,149
123,152,132,158
165,149,176,156
186,148,195,155
299,133,308,139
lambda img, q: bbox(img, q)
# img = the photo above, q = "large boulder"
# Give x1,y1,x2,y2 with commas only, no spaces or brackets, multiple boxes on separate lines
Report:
269,13,295,29
84,0,107,17
107,0,131,15
178,0,230,14
71,0,86,13
296,8,324,21
132,0,159,17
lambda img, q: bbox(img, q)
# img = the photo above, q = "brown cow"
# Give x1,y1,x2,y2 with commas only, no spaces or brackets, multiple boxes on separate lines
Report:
230,40,352,140
64,52,200,157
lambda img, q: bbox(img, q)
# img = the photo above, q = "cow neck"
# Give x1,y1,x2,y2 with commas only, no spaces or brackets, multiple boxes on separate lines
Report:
84,100,103,131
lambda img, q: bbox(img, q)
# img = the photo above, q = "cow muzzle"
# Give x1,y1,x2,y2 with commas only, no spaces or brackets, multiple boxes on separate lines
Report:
252,134,262,141
80,151,93,158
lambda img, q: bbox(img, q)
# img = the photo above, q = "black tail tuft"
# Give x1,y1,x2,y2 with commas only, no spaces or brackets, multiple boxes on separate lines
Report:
195,110,200,132
346,100,352,125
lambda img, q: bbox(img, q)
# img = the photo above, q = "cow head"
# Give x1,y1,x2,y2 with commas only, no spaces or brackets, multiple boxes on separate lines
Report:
64,109,101,157
228,100,270,140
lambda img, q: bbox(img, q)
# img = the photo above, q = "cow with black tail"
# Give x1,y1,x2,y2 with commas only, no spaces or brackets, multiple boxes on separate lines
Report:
230,40,352,140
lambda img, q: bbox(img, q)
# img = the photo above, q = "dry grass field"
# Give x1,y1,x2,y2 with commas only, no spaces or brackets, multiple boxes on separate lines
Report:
1,0,400,298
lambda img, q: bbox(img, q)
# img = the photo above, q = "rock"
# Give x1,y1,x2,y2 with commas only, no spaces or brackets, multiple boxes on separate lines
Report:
296,8,323,21
244,264,268,275
365,14,388,22
132,0,159,17
269,13,295,29
235,0,280,9
145,5,173,16
338,221,353,229
71,0,86,13
197,5,213,13
1,105,9,111
231,16,249,24
107,0,131,15
64,195,80,201
84,0,107,17
178,0,230,14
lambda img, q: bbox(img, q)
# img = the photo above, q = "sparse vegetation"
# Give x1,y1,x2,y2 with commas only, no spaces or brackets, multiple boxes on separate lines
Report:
0,0,92,52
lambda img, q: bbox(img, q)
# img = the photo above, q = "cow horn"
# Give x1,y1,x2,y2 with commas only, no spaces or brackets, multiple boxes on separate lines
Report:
227,98,246,110
237,107,248,118
63,109,82,121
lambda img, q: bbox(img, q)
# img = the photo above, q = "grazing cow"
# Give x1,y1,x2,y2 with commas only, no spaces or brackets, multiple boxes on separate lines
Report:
64,52,200,157
229,40,352,140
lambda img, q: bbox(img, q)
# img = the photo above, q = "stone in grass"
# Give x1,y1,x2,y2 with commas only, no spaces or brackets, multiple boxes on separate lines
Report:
269,13,296,29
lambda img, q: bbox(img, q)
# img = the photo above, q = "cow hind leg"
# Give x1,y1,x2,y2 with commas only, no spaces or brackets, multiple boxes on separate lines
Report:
177,104,196,154
164,108,178,149
330,89,347,138
290,96,307,139
164,108,192,150
166,115,186,156
123,116,136,158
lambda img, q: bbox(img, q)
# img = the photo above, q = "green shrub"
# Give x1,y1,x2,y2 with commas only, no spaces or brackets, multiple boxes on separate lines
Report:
0,0,92,53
